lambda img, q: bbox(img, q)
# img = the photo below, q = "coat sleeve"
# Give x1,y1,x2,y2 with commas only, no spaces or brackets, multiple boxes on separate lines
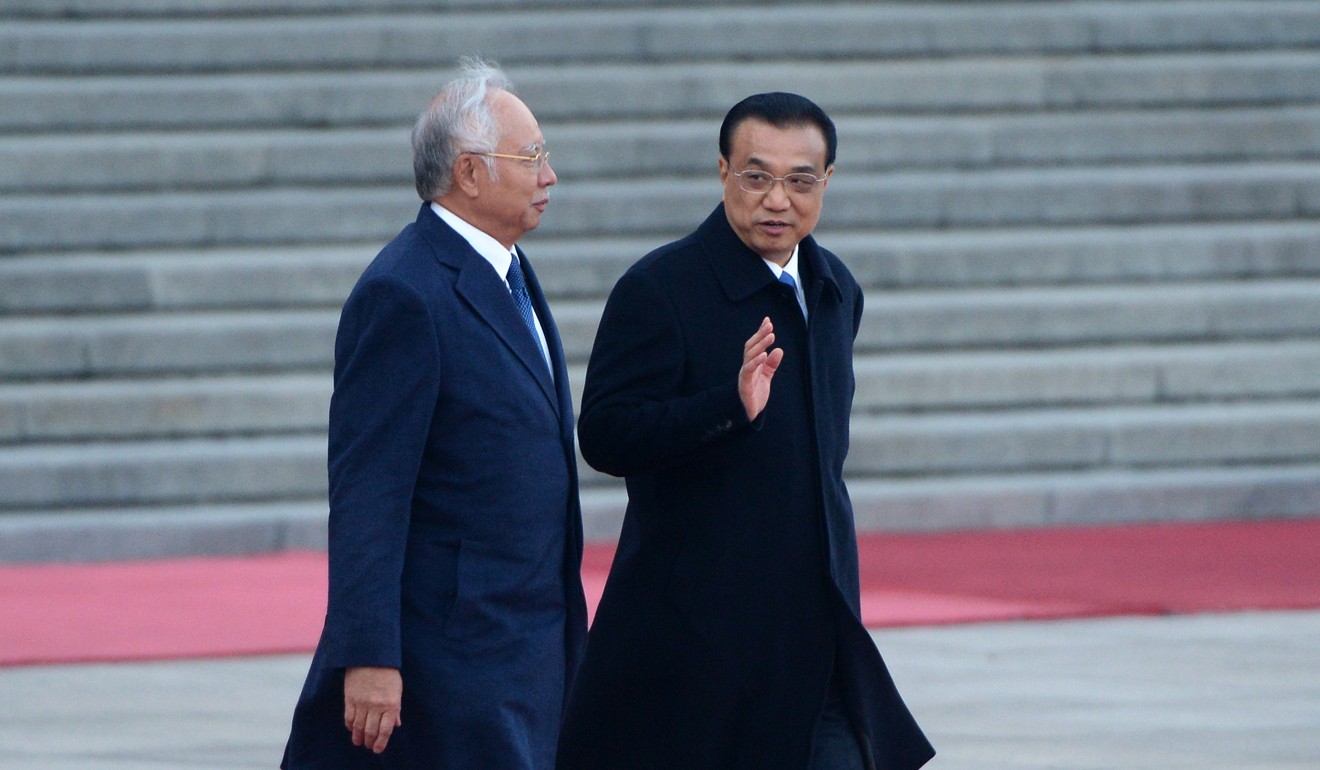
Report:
578,267,752,478
322,275,441,669
852,278,865,340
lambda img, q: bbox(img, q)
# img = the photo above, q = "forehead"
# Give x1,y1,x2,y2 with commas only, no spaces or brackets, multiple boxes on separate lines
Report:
490,90,543,146
727,118,828,169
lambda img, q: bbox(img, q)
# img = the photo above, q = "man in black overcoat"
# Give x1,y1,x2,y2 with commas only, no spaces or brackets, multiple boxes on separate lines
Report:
556,93,934,770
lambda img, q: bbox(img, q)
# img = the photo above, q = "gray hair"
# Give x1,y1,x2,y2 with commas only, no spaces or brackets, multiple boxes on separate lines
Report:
412,57,513,200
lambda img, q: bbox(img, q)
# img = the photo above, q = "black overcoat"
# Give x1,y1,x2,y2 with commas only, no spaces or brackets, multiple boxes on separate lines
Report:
557,205,933,770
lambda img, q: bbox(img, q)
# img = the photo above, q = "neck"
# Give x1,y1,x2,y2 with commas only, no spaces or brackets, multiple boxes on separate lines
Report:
434,197,516,250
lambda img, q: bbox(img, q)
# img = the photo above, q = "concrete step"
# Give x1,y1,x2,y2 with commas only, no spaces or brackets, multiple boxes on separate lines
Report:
0,500,330,563
0,435,326,512
858,278,1320,352
7,107,1320,195
8,279,1320,379
6,162,1320,254
6,220,1320,316
853,340,1320,413
6,3,1320,74
835,220,1320,291
817,162,1320,232
5,51,1318,133
847,463,1320,532
846,400,1320,476
0,0,794,21
0,310,337,380
0,128,411,195
0,373,330,444
0,186,417,254
557,278,1320,359
0,247,374,314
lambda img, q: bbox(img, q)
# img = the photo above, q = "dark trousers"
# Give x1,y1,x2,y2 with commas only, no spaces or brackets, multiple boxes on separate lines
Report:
808,679,867,770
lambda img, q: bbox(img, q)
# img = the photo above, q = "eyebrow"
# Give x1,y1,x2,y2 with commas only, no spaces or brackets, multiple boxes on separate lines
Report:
743,155,821,173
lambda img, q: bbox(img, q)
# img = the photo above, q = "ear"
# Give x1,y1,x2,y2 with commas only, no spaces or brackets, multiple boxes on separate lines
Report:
453,155,483,198
718,156,730,185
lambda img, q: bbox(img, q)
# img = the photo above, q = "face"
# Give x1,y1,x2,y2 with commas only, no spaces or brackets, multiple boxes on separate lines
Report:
469,90,557,248
719,118,832,266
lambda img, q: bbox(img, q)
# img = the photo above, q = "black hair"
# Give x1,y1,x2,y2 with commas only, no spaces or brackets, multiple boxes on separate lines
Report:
718,92,837,168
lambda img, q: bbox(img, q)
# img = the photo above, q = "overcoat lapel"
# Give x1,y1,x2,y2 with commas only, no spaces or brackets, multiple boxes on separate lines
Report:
696,204,843,310
797,235,845,315
416,206,559,414
698,206,777,304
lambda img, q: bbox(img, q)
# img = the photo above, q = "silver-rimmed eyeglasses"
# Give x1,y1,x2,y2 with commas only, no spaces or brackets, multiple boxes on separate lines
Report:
469,149,551,172
732,168,827,195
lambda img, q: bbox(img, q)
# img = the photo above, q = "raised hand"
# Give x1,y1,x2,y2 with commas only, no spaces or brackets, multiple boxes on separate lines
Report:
739,317,784,422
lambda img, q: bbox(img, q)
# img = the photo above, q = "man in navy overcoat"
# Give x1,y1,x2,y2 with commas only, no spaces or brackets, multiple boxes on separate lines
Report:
282,59,587,769
556,93,933,769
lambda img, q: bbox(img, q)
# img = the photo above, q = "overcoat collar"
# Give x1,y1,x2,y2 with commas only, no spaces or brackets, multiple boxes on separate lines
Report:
696,203,844,309
411,204,559,414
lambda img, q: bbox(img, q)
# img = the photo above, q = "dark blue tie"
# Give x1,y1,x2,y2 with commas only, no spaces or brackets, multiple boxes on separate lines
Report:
779,271,806,319
506,256,538,338
506,255,551,370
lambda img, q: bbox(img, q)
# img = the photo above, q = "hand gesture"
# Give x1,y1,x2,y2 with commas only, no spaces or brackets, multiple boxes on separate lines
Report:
343,666,403,754
739,317,783,422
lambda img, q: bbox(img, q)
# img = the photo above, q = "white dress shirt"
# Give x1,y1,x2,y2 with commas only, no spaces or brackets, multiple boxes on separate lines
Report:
762,245,808,321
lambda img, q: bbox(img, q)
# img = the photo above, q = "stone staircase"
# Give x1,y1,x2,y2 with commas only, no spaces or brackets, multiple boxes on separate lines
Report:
3,1,1320,561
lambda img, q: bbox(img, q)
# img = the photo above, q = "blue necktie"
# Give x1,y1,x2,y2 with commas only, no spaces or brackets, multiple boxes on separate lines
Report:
506,256,551,370
779,271,806,319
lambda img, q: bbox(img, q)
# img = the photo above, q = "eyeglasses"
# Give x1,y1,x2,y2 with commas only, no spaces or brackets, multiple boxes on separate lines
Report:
732,168,827,195
469,150,551,172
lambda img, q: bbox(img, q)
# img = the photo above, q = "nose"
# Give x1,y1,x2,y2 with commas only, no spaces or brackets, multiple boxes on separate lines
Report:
761,179,791,210
540,160,557,187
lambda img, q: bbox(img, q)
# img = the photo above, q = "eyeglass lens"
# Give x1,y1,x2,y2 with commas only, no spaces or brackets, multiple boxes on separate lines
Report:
738,170,820,194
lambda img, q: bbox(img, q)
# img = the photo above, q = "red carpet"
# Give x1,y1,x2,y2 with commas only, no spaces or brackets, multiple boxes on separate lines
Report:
2,518,1317,667
854,518,1320,622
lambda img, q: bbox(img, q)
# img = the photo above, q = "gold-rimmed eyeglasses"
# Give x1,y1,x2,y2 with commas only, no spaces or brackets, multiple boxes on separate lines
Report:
732,168,827,195
469,150,551,172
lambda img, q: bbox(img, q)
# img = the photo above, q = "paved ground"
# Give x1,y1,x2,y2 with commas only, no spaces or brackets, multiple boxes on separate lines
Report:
0,610,1316,769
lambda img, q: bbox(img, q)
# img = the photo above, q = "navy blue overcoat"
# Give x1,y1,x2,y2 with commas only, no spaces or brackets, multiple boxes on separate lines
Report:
557,205,933,770
283,204,588,769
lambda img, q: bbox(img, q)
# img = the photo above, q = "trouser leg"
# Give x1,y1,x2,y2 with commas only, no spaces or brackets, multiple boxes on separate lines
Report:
808,677,866,770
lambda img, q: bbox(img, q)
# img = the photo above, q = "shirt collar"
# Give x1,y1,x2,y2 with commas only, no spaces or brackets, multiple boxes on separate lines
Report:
430,202,517,280
762,245,802,284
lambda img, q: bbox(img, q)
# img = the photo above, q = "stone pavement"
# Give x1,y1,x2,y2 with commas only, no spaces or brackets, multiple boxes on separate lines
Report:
0,610,1316,769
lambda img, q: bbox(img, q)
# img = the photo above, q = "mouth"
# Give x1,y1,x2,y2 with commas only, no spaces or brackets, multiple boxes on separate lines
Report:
757,219,791,235
532,198,549,212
